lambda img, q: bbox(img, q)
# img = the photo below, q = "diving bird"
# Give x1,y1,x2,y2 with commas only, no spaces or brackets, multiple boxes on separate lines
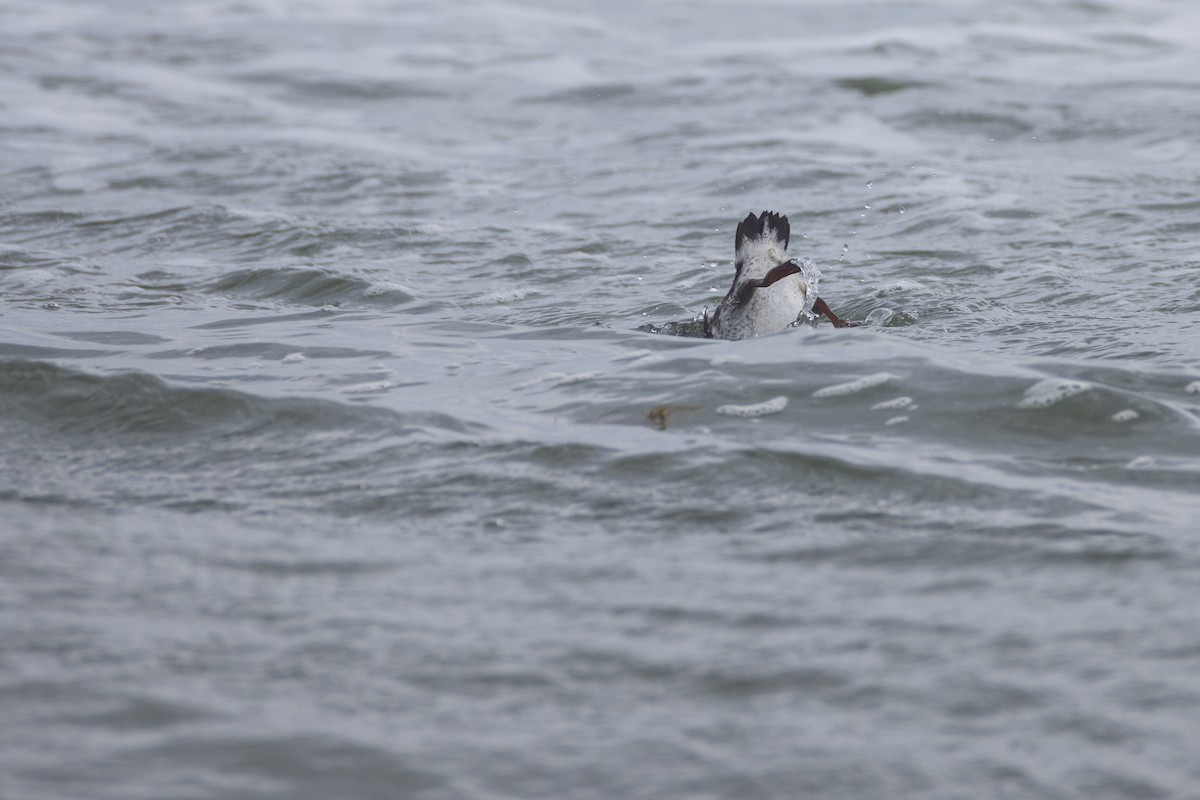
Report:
704,211,855,339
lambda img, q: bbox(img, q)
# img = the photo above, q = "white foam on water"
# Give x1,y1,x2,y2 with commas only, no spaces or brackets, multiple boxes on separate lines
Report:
1112,409,1138,423
4,268,55,289
1017,379,1091,409
364,281,414,297
885,415,909,426
282,352,306,363
871,396,912,411
1185,381,1200,395
466,287,543,305
343,380,392,394
813,372,894,398
716,396,788,418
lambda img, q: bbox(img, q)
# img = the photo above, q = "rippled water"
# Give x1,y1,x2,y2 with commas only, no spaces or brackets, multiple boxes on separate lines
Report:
4,0,1200,797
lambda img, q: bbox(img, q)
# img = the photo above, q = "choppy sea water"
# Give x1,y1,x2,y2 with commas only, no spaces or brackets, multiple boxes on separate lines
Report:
3,0,1200,797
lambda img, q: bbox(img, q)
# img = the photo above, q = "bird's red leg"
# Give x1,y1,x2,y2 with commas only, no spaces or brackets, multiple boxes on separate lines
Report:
756,261,804,288
813,297,857,328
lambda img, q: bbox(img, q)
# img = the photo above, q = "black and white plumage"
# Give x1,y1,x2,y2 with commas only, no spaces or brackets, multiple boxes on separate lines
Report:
704,211,854,339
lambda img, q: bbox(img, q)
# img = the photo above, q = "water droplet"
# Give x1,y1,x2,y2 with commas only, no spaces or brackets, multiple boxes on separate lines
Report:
899,207,906,214
866,181,873,189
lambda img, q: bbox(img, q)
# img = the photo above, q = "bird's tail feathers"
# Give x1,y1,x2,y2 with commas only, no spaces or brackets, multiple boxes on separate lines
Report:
734,211,790,266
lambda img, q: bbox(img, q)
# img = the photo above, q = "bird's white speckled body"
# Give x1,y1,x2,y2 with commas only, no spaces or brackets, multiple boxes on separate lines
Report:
704,211,817,340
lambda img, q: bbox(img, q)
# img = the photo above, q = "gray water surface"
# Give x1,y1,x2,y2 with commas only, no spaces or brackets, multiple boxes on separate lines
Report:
3,1,1200,798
